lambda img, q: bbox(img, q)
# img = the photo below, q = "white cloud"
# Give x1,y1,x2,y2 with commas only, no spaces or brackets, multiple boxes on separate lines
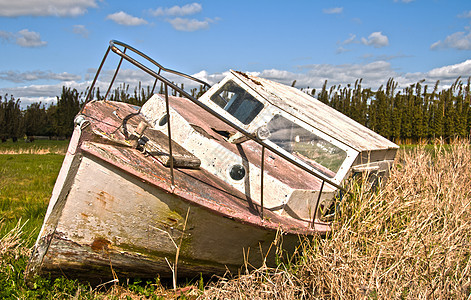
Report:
291,61,395,88
16,29,47,47
149,3,217,32
361,32,389,48
0,83,67,108
426,60,471,80
72,25,89,39
168,17,215,32
1,29,47,47
5,59,471,108
192,70,228,86
106,11,148,26
151,3,202,17
0,0,97,17
322,7,343,14
341,34,357,45
0,70,80,83
336,46,351,54
431,30,471,50
0,30,14,42
458,10,471,18
249,60,467,93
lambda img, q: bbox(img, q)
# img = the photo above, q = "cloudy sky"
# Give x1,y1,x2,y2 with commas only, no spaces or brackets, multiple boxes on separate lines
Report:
0,0,470,107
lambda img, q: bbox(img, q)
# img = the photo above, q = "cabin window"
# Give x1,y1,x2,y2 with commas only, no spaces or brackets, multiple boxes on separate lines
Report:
267,115,347,178
210,80,264,125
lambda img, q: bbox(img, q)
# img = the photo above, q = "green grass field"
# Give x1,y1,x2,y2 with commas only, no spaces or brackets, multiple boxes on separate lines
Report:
0,154,64,242
0,139,68,242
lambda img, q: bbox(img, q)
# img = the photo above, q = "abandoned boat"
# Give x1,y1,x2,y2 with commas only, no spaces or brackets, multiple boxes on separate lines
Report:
25,40,398,283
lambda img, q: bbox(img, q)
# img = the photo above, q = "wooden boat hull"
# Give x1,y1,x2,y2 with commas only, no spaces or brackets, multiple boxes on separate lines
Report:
26,122,314,284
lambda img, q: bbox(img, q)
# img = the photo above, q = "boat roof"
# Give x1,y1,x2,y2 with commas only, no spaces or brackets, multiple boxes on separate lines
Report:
231,70,398,153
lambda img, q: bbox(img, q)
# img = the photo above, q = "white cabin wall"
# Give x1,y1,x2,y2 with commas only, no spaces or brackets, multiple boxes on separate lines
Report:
141,95,294,212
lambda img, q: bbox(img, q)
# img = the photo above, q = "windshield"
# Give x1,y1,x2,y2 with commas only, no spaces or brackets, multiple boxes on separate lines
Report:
210,80,264,125
267,114,347,178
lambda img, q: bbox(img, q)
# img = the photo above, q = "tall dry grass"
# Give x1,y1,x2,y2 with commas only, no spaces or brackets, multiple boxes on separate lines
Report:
0,220,28,259
0,139,68,155
203,141,471,299
0,149,55,155
0,148,65,155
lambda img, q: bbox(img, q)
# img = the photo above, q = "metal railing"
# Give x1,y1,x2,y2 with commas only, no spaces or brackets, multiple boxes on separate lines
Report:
83,40,346,227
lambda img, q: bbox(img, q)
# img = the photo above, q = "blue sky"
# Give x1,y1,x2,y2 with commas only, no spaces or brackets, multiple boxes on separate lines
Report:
0,0,470,107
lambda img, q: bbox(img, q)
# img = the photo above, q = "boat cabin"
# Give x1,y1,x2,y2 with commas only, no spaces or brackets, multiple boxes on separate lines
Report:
141,70,398,222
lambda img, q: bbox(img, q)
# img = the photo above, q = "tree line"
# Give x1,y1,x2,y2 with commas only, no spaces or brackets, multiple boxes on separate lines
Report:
0,87,81,141
1,77,470,143
306,77,471,143
0,82,207,141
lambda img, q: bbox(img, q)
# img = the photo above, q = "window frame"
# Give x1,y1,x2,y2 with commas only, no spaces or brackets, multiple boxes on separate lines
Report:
262,109,358,185
209,79,265,125
200,76,267,130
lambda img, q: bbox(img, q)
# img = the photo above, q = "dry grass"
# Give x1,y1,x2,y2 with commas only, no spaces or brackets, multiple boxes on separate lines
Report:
203,141,471,299
2,141,470,298
0,219,29,259
0,148,64,154
0,139,68,155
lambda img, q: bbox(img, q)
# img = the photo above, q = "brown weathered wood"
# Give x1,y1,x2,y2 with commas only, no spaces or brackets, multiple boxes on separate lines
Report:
130,121,148,148
140,127,201,169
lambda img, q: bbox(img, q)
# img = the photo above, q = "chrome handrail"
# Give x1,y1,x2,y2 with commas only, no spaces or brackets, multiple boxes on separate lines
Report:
110,40,211,89
84,40,346,224
83,40,211,107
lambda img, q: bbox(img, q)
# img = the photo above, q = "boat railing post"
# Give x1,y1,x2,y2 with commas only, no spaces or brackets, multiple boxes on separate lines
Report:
164,83,175,187
311,180,325,228
104,47,127,100
81,46,111,111
150,69,162,96
260,146,265,220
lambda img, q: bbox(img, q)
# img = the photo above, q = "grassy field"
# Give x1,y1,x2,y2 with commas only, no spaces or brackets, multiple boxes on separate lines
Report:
0,138,68,239
1,140,470,299
0,141,179,299
0,139,69,155
0,154,63,241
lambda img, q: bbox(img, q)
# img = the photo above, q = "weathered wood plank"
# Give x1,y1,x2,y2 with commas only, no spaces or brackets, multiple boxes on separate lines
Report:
139,127,201,169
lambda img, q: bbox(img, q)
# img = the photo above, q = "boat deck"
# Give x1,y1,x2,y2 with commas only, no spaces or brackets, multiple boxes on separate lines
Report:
81,100,330,235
